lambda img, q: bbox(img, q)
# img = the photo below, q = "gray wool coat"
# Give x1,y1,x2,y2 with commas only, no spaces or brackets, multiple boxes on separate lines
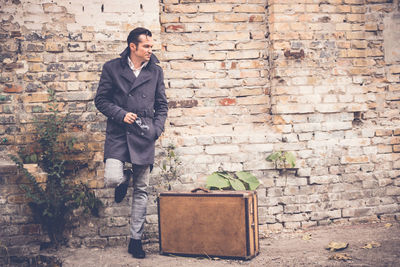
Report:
95,47,168,165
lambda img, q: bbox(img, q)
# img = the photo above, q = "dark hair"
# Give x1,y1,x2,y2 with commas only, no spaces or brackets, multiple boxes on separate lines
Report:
127,27,152,47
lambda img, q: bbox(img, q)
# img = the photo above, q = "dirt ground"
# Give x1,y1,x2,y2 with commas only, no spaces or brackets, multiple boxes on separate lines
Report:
56,222,400,267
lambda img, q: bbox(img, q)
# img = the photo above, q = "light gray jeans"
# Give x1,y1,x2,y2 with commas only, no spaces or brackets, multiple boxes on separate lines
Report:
104,158,150,240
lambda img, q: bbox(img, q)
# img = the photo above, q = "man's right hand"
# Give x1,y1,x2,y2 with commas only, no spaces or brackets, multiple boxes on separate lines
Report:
123,112,137,124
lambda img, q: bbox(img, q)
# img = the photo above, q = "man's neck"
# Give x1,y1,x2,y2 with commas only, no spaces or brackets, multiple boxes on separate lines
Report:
130,55,146,69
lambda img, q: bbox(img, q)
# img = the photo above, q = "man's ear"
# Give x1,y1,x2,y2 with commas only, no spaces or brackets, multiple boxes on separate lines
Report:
129,42,136,52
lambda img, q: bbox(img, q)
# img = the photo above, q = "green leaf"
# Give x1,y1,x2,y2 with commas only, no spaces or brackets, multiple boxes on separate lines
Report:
217,172,234,180
266,151,281,162
235,171,260,190
283,152,296,168
206,172,230,189
30,154,38,163
229,178,246,191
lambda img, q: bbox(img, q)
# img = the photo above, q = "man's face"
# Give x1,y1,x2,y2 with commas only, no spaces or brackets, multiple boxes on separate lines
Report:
130,34,153,62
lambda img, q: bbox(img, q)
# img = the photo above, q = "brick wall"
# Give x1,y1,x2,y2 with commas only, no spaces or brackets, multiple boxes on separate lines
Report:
0,158,42,263
0,0,163,259
0,0,399,258
159,0,271,185
265,0,400,230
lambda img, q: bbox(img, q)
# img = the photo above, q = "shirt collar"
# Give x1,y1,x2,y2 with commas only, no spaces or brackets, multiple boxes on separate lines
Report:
127,57,148,71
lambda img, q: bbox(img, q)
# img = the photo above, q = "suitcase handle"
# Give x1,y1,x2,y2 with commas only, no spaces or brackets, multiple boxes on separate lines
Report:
191,187,211,193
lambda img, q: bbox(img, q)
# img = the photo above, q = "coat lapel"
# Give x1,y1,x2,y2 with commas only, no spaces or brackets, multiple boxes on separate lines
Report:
118,49,159,94
130,68,152,93
121,66,135,84
118,54,136,94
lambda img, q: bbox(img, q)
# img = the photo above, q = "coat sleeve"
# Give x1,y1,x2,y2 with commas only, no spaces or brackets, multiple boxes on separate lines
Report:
95,63,127,123
153,68,168,139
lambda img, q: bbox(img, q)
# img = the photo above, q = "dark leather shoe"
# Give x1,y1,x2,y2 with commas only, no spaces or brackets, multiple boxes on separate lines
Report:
114,170,132,203
114,182,128,203
128,238,146,259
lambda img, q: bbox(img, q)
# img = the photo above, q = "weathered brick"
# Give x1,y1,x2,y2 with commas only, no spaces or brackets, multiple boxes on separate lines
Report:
214,13,249,22
233,4,265,13
170,61,204,70
273,104,314,114
180,14,213,23
205,145,239,154
47,63,66,72
390,137,400,145
45,42,64,52
21,93,50,103
278,213,309,222
3,84,23,93
166,4,198,13
77,72,98,81
58,91,94,101
340,156,369,164
198,4,232,12
67,42,86,52
84,238,107,248
217,32,249,41
227,50,259,59
160,14,180,23
192,51,226,60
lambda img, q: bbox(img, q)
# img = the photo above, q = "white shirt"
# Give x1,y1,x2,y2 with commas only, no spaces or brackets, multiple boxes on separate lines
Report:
127,57,148,77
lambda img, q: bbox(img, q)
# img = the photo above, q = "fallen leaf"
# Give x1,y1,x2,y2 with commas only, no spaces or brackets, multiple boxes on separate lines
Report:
260,233,269,239
385,223,392,228
329,253,352,261
302,233,312,240
362,241,381,249
326,242,348,251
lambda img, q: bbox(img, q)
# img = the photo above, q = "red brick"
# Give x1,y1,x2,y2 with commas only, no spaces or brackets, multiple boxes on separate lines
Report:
4,84,23,93
219,98,236,106
166,24,185,32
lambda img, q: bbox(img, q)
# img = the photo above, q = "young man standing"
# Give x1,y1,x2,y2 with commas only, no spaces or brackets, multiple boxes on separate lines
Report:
95,27,168,258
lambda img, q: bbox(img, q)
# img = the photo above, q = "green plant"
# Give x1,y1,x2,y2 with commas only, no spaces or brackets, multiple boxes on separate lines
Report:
158,144,182,190
9,89,102,248
266,151,296,169
206,171,260,191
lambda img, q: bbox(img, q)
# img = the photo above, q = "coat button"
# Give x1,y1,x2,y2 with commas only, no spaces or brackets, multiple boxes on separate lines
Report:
141,132,144,136
142,94,146,98
128,94,132,97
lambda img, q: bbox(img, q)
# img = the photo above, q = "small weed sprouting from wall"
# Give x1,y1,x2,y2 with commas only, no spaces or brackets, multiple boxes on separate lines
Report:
9,89,102,248
157,144,182,191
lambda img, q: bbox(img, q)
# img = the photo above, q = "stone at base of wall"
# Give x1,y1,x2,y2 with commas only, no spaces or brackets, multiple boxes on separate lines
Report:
258,215,399,237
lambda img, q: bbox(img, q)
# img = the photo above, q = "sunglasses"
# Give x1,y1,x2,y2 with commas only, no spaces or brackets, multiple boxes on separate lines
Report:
135,117,149,131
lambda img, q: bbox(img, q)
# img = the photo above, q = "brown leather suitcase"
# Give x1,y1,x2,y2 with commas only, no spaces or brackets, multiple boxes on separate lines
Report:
157,189,259,260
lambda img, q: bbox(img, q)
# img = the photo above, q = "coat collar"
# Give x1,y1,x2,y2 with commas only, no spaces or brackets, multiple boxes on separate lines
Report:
119,47,158,93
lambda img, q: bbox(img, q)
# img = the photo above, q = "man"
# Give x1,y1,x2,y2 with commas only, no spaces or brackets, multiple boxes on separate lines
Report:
95,27,168,258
